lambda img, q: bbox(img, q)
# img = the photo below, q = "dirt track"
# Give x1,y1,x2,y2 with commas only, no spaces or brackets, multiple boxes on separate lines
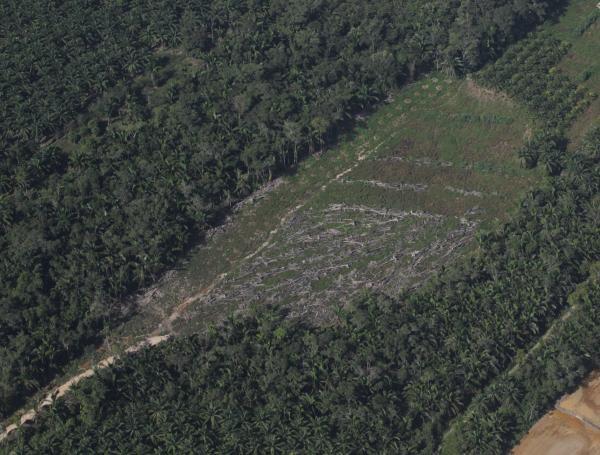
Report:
0,335,170,443
513,372,600,455
0,142,386,444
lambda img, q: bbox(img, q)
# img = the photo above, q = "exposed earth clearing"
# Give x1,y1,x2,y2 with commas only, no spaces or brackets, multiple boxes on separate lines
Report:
1,75,539,440
513,372,600,455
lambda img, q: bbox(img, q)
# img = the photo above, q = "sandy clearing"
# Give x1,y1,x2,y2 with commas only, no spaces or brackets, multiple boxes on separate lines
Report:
513,371,600,455
558,372,600,429
513,410,600,455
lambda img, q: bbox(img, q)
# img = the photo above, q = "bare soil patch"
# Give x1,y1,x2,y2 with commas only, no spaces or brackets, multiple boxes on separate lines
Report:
558,372,600,429
513,371,600,455
513,411,600,455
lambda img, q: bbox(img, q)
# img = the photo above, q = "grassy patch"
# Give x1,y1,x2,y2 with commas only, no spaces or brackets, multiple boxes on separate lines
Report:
53,68,541,351
152,75,540,332
544,0,600,146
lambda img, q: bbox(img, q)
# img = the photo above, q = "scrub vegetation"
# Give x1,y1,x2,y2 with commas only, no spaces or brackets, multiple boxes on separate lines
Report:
0,0,565,418
1,0,599,453
6,127,598,453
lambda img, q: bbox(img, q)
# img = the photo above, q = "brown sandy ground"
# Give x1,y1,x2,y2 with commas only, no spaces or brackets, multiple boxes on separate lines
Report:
513,372,600,455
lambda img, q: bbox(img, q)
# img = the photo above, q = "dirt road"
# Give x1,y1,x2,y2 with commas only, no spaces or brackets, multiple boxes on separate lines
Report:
513,372,600,455
0,141,386,444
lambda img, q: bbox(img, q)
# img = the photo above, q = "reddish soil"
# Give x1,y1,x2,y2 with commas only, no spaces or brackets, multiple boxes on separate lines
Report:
513,411,600,455
558,372,600,429
513,372,600,455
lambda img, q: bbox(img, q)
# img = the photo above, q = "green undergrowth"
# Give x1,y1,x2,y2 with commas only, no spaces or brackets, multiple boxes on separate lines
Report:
5,127,598,454
171,75,540,332
441,266,600,455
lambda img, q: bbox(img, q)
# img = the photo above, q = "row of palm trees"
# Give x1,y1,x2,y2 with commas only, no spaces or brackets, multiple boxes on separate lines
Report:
477,31,594,129
449,264,600,454
0,0,569,425
6,123,599,452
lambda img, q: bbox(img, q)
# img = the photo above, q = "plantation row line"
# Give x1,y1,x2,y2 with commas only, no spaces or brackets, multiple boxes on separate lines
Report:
5,127,598,453
0,0,566,419
476,30,596,174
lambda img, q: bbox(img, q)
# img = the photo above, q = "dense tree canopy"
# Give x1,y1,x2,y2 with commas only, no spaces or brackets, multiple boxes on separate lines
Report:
5,128,599,453
444,271,600,454
0,0,567,418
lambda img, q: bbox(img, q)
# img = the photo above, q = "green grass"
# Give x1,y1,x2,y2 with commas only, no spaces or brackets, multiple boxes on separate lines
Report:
544,0,600,146
155,75,540,333
549,0,600,87
23,62,542,405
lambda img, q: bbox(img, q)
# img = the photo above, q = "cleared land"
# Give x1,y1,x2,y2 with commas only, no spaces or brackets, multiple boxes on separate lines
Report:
510,2,600,451
1,72,540,435
513,411,600,455
513,372,600,455
138,75,540,335
558,372,600,429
